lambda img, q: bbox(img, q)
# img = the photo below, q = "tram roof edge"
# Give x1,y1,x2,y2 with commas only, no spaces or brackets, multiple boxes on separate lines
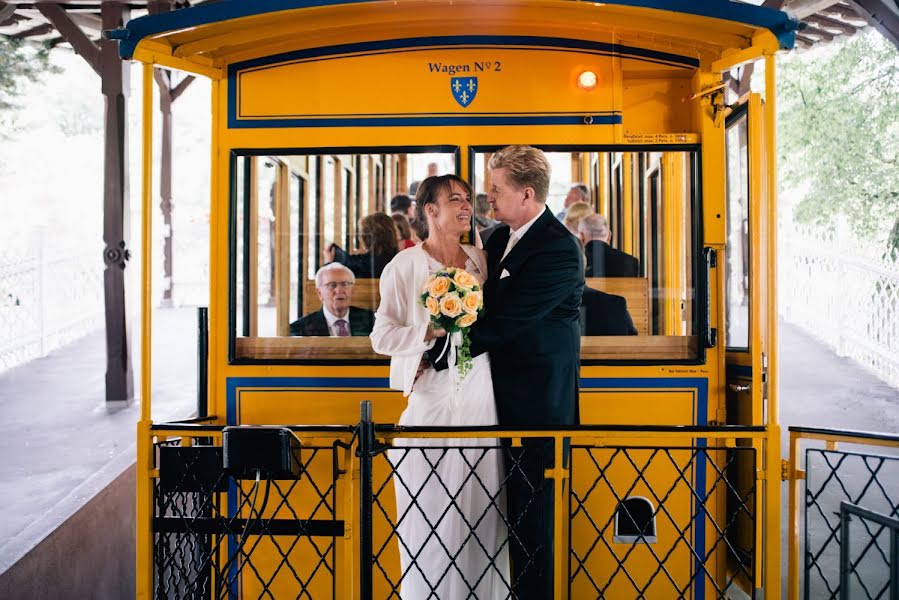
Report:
111,0,800,63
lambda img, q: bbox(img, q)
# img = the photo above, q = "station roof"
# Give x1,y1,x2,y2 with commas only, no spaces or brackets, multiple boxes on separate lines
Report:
1,1,895,66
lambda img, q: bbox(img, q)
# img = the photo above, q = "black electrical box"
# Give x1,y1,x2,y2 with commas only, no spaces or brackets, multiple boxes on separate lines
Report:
222,426,302,479
158,445,227,493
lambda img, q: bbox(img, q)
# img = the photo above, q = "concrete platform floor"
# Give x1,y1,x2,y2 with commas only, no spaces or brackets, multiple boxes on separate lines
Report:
0,307,199,573
0,313,896,588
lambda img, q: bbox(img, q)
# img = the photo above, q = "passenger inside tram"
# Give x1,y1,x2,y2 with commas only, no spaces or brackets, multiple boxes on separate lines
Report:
325,212,399,278
556,182,589,220
580,213,641,277
562,200,594,235
391,213,416,250
390,193,415,219
289,263,374,337
232,149,698,357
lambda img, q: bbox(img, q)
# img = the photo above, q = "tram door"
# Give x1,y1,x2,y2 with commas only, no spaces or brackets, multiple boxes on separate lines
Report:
724,93,772,588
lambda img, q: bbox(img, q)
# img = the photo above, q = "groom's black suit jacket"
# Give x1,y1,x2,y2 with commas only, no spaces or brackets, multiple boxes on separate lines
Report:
472,207,584,426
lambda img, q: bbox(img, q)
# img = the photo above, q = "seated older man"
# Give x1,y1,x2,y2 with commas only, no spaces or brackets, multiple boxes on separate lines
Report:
578,213,640,277
289,263,374,336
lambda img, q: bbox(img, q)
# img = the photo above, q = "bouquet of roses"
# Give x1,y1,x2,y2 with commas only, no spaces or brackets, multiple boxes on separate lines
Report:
419,267,484,377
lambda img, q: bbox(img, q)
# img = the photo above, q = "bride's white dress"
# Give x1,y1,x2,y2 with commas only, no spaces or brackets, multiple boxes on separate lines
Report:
372,246,511,599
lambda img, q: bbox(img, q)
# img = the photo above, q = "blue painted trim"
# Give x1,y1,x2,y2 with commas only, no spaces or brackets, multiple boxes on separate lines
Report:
116,0,798,59
225,375,709,595
230,35,700,71
228,114,623,129
225,34,682,129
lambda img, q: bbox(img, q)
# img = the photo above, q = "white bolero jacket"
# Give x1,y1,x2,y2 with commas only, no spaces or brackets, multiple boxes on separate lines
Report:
370,244,488,396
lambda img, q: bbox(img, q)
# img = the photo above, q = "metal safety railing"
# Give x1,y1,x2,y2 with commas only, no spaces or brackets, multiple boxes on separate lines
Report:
142,406,775,599
786,426,899,600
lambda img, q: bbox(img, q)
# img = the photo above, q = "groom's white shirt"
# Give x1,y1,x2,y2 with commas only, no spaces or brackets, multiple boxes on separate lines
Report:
501,205,548,262
370,243,488,396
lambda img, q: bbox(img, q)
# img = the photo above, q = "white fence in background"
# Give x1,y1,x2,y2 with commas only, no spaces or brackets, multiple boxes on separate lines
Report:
0,231,104,373
779,225,899,389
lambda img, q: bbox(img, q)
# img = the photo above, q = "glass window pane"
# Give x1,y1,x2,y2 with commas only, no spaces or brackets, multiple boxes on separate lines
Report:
471,147,698,361
231,150,457,360
725,117,750,349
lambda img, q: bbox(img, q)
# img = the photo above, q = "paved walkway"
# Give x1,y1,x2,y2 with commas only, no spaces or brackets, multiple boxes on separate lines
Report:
0,308,199,572
0,314,896,582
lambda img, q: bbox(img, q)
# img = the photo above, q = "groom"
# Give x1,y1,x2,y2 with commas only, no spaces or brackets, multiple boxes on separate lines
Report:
473,145,584,599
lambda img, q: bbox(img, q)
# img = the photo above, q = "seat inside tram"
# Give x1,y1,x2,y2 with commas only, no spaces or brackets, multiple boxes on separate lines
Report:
232,148,701,363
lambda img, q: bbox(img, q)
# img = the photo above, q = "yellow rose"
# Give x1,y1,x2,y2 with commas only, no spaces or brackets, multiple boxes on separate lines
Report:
462,290,482,314
456,313,477,328
427,276,451,298
452,269,478,291
439,292,463,318
425,296,440,316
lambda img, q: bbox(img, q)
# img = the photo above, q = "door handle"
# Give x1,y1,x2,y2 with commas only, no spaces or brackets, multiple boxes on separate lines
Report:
729,383,750,393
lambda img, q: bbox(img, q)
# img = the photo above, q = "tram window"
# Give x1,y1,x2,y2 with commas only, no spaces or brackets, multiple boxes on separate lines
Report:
726,115,750,350
472,148,699,361
230,149,457,360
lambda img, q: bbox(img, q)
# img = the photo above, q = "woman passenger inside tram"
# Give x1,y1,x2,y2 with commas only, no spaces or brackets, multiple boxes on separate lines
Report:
392,213,417,249
325,212,400,278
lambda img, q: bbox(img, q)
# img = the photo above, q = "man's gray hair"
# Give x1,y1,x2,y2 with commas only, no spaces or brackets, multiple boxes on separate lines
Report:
315,263,355,287
578,214,610,240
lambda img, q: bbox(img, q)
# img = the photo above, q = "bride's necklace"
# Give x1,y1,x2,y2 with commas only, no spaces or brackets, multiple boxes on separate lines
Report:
423,242,466,269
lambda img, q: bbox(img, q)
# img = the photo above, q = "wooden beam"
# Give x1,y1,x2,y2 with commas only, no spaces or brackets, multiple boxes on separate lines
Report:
169,74,194,101
10,21,53,38
0,2,18,23
783,0,842,19
802,24,837,39
848,0,899,49
805,13,860,33
795,33,816,47
37,3,100,75
820,3,868,22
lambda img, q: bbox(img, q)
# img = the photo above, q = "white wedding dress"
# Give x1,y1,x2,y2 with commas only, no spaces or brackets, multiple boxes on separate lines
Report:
371,245,511,600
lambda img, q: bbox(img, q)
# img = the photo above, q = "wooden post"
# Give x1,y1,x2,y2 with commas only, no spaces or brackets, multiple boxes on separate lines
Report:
100,2,133,404
38,1,134,403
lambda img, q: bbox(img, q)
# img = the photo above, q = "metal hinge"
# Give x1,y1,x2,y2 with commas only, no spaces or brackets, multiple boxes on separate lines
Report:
781,459,806,481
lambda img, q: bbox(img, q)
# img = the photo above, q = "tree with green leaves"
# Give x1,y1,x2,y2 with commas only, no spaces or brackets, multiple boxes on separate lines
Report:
778,30,899,249
0,36,56,111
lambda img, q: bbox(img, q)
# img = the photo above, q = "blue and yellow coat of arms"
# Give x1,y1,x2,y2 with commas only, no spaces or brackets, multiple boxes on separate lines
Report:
451,77,478,108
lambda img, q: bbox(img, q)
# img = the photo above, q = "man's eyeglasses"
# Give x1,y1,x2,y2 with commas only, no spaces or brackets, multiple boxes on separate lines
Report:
321,281,354,290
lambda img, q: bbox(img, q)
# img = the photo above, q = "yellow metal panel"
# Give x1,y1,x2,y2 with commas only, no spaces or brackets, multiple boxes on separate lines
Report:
235,48,618,122
621,153,633,254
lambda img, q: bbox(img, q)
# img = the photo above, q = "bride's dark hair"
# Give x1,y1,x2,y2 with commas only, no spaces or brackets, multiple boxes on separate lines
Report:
414,174,474,225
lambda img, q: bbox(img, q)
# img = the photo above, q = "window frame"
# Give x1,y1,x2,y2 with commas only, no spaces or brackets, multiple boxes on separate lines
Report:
468,143,708,366
228,145,461,366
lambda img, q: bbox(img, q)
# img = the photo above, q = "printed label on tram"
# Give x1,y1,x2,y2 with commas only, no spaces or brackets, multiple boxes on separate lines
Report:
623,132,699,144
426,61,502,74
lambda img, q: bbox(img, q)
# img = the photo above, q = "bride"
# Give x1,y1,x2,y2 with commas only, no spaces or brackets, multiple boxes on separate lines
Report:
370,174,511,599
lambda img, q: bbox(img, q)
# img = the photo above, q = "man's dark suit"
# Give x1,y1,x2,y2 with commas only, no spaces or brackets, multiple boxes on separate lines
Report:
288,307,374,337
584,240,640,277
580,287,638,336
472,207,584,599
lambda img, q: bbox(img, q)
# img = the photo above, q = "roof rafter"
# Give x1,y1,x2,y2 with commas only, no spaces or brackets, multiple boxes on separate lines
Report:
37,3,100,74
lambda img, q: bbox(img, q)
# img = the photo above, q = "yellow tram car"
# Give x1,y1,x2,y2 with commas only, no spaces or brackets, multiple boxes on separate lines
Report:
115,1,805,598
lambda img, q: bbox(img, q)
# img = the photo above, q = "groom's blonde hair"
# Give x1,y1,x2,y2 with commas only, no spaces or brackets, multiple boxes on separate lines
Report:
488,145,551,203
